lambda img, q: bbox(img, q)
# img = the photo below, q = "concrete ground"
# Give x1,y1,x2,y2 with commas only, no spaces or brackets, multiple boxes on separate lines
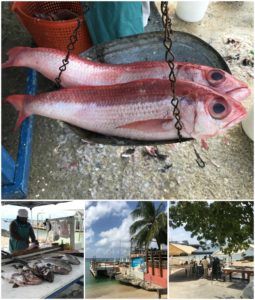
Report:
2,2,254,200
169,277,248,299
169,265,254,299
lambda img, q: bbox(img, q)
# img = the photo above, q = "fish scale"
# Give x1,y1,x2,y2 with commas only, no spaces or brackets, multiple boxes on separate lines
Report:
6,79,247,142
2,46,250,101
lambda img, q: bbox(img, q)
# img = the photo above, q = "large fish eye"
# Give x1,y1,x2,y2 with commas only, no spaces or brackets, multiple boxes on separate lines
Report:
209,98,230,119
207,69,226,86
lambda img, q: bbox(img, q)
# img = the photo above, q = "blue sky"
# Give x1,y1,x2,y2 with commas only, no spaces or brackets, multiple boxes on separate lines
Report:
85,201,167,258
170,226,199,244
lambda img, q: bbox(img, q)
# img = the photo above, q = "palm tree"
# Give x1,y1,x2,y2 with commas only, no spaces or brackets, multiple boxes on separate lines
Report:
129,202,167,250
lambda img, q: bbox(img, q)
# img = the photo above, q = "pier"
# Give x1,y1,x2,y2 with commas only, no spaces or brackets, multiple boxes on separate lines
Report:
90,259,121,278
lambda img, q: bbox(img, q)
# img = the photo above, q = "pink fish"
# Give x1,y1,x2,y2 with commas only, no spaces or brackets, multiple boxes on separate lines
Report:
2,47,250,101
6,79,247,142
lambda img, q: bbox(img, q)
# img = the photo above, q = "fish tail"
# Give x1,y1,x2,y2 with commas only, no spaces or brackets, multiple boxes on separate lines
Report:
5,94,33,130
2,47,28,68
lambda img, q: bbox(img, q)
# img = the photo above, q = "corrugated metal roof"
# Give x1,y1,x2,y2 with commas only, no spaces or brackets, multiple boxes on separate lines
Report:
169,243,197,256
1,201,69,209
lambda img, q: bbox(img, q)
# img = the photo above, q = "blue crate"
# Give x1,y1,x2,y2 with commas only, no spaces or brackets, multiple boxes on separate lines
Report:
2,69,37,199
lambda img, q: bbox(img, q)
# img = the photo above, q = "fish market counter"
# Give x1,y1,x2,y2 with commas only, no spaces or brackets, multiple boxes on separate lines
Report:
1,256,84,299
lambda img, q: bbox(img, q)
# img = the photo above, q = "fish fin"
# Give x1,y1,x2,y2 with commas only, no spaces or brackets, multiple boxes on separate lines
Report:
201,139,209,150
6,94,33,130
2,47,27,68
117,118,173,132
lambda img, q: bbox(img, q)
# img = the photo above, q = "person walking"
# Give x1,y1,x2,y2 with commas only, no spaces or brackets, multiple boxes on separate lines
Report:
212,257,221,280
201,256,209,279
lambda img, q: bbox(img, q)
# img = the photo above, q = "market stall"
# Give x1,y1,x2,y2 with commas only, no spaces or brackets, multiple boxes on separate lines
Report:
1,201,84,299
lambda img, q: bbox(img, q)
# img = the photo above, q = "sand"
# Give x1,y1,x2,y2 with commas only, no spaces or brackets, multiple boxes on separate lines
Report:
85,283,165,299
169,269,252,299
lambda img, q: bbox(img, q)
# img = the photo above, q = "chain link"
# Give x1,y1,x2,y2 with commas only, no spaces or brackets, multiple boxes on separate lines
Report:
161,2,183,142
161,2,205,167
55,18,81,88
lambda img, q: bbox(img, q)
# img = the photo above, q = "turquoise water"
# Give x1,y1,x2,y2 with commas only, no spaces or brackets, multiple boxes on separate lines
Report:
85,259,121,298
85,259,119,288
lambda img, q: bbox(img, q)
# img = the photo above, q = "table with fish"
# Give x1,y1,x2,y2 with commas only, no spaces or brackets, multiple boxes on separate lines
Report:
1,251,84,299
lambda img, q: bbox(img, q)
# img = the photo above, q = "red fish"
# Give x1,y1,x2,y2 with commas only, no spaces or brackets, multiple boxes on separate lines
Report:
6,79,247,142
2,47,250,101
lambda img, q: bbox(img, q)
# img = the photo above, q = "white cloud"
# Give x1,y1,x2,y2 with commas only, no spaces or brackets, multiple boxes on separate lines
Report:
88,215,133,258
84,201,131,257
85,227,95,246
85,201,130,228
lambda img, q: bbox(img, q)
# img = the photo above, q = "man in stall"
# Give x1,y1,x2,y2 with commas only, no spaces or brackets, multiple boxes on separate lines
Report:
9,209,38,253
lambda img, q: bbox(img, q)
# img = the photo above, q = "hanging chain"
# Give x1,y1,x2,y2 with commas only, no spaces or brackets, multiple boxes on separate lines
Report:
161,2,183,142
55,18,81,88
161,2,205,168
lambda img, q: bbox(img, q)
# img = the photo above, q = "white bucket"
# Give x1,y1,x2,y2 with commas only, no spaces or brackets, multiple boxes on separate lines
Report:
176,1,210,22
242,104,254,141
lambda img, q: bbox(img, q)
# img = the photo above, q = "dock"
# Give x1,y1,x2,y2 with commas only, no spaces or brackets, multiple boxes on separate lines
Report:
90,260,120,278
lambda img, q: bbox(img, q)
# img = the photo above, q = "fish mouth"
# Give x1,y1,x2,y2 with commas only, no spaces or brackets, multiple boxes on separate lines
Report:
223,110,247,129
227,86,251,101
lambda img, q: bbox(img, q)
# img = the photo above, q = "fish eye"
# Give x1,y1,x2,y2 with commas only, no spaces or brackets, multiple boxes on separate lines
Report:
207,69,226,86
211,72,223,81
209,98,230,119
213,103,225,114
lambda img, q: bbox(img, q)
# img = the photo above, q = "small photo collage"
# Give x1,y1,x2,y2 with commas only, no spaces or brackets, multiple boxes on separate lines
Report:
1,1,254,300
0,200,254,299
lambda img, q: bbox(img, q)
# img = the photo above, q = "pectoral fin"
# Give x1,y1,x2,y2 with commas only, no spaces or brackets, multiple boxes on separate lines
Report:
117,118,173,132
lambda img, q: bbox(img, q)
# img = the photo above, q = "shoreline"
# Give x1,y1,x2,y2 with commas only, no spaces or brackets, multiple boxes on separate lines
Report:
85,281,159,299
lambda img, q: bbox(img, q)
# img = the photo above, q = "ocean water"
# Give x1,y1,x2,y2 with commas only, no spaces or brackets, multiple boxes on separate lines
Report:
85,259,156,299
85,259,120,298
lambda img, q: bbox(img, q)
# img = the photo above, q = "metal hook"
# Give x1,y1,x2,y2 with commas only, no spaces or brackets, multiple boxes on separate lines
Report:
194,147,206,168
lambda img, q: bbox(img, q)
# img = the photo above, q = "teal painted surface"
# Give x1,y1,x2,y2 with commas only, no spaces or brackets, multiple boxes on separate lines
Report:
85,2,144,45
131,257,144,268
9,220,31,253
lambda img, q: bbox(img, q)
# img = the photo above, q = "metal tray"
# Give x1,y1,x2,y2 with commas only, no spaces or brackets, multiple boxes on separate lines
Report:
68,31,231,146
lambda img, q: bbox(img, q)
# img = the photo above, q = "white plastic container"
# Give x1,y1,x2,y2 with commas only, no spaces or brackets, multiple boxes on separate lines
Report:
176,1,210,22
242,104,254,141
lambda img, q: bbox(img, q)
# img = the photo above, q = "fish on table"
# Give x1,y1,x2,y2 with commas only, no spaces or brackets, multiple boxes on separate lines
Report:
7,267,43,288
51,254,81,265
2,47,250,102
32,262,54,282
39,257,72,274
6,79,247,146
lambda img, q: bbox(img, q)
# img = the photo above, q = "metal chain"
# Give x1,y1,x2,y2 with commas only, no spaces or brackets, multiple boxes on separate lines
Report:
161,2,183,142
55,18,81,88
161,2,205,168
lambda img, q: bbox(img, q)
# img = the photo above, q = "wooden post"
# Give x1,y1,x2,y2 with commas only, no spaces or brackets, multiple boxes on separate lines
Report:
146,250,149,273
70,216,75,249
152,251,154,276
159,251,163,277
